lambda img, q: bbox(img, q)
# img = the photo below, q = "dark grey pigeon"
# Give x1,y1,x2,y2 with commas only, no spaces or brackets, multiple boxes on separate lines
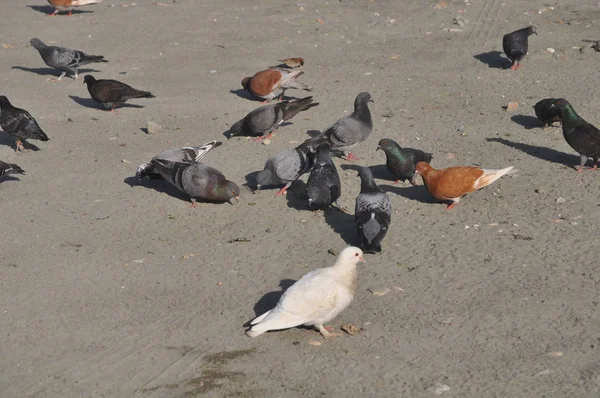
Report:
376,138,433,185
0,160,25,178
550,98,600,171
502,26,537,70
533,98,561,129
29,38,108,81
229,97,318,141
319,92,373,160
0,96,50,152
256,138,320,196
136,140,222,180
306,143,343,211
150,159,240,206
354,166,391,254
83,75,155,112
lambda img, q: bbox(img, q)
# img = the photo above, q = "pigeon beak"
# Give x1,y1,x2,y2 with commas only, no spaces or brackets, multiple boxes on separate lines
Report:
376,146,381,151
369,99,374,103
359,256,365,262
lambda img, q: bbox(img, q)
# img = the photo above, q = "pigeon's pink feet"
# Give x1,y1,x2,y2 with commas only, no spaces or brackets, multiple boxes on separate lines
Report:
275,187,288,196
577,166,584,173
15,140,25,152
254,132,274,141
67,11,72,16
445,202,458,210
324,325,336,332
48,10,58,16
343,152,360,161
393,180,400,185
509,64,520,71
190,199,198,208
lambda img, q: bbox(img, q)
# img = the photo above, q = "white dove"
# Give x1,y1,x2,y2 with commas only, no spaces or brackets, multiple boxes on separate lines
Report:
247,246,365,338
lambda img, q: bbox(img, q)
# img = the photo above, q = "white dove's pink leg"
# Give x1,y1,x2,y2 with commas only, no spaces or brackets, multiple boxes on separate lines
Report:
317,325,342,339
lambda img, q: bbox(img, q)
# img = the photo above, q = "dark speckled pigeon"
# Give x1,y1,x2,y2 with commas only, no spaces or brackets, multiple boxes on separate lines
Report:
376,138,433,185
229,97,318,141
0,160,25,178
150,159,240,206
28,38,108,81
256,138,320,196
136,140,222,180
306,142,343,211
0,96,50,152
318,92,373,160
550,98,600,171
533,98,561,129
502,26,537,70
354,166,391,254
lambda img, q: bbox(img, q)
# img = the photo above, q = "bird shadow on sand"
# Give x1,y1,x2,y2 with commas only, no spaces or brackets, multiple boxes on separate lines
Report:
473,51,511,69
486,137,578,168
247,279,297,322
381,184,439,205
511,115,542,130
69,95,144,110
124,176,193,203
0,134,40,151
229,89,300,102
11,66,99,77
323,207,356,246
284,180,310,211
0,176,22,183
27,5,93,15
369,164,397,182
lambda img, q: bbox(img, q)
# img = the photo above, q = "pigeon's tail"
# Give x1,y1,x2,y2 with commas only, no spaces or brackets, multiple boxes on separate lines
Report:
246,310,304,338
82,55,108,63
281,96,319,121
71,0,102,5
192,140,222,162
474,166,514,190
127,90,155,100
0,163,25,176
281,70,312,92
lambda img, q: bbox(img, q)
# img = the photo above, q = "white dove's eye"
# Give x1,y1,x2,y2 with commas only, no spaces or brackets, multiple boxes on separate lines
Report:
355,253,359,256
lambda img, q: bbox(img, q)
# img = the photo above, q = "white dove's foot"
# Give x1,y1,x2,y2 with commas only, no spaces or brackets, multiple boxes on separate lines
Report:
318,325,342,339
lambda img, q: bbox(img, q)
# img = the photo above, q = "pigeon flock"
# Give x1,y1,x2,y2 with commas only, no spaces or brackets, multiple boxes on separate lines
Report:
0,10,596,340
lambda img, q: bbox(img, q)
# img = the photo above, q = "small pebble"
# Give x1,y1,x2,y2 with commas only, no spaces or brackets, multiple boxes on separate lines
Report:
546,48,556,53
368,287,390,296
262,138,271,146
308,340,322,346
506,102,519,112
146,121,162,134
556,197,566,203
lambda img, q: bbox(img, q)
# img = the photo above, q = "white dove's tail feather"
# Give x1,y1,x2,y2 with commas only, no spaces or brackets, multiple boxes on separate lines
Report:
72,0,102,5
246,310,305,337
250,310,271,325
474,166,514,190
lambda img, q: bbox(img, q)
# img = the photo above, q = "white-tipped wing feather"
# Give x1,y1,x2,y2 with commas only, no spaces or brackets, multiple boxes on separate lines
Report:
474,166,514,190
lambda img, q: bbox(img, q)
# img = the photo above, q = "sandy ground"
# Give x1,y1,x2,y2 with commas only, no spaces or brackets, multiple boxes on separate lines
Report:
1,0,600,397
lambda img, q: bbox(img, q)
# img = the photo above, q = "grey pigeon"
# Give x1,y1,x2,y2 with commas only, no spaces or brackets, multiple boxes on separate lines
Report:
0,96,50,152
502,26,537,70
306,143,343,211
150,159,240,206
0,160,25,178
28,38,108,81
256,138,320,196
83,75,155,112
319,92,373,160
354,166,391,254
229,96,318,141
136,140,222,180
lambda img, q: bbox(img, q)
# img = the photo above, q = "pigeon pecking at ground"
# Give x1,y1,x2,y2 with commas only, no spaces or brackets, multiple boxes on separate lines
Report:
377,138,433,185
136,140,222,180
83,75,155,112
246,246,365,339
502,26,537,70
28,38,108,82
549,98,600,171
241,68,312,102
415,162,514,209
317,92,374,160
0,161,25,179
354,166,391,254
149,159,240,206
0,96,50,152
46,0,102,16
306,142,344,211
534,98,562,129
229,96,318,141
255,138,320,196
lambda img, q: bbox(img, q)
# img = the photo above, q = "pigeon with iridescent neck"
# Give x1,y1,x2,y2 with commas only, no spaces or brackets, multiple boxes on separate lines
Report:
376,138,433,185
